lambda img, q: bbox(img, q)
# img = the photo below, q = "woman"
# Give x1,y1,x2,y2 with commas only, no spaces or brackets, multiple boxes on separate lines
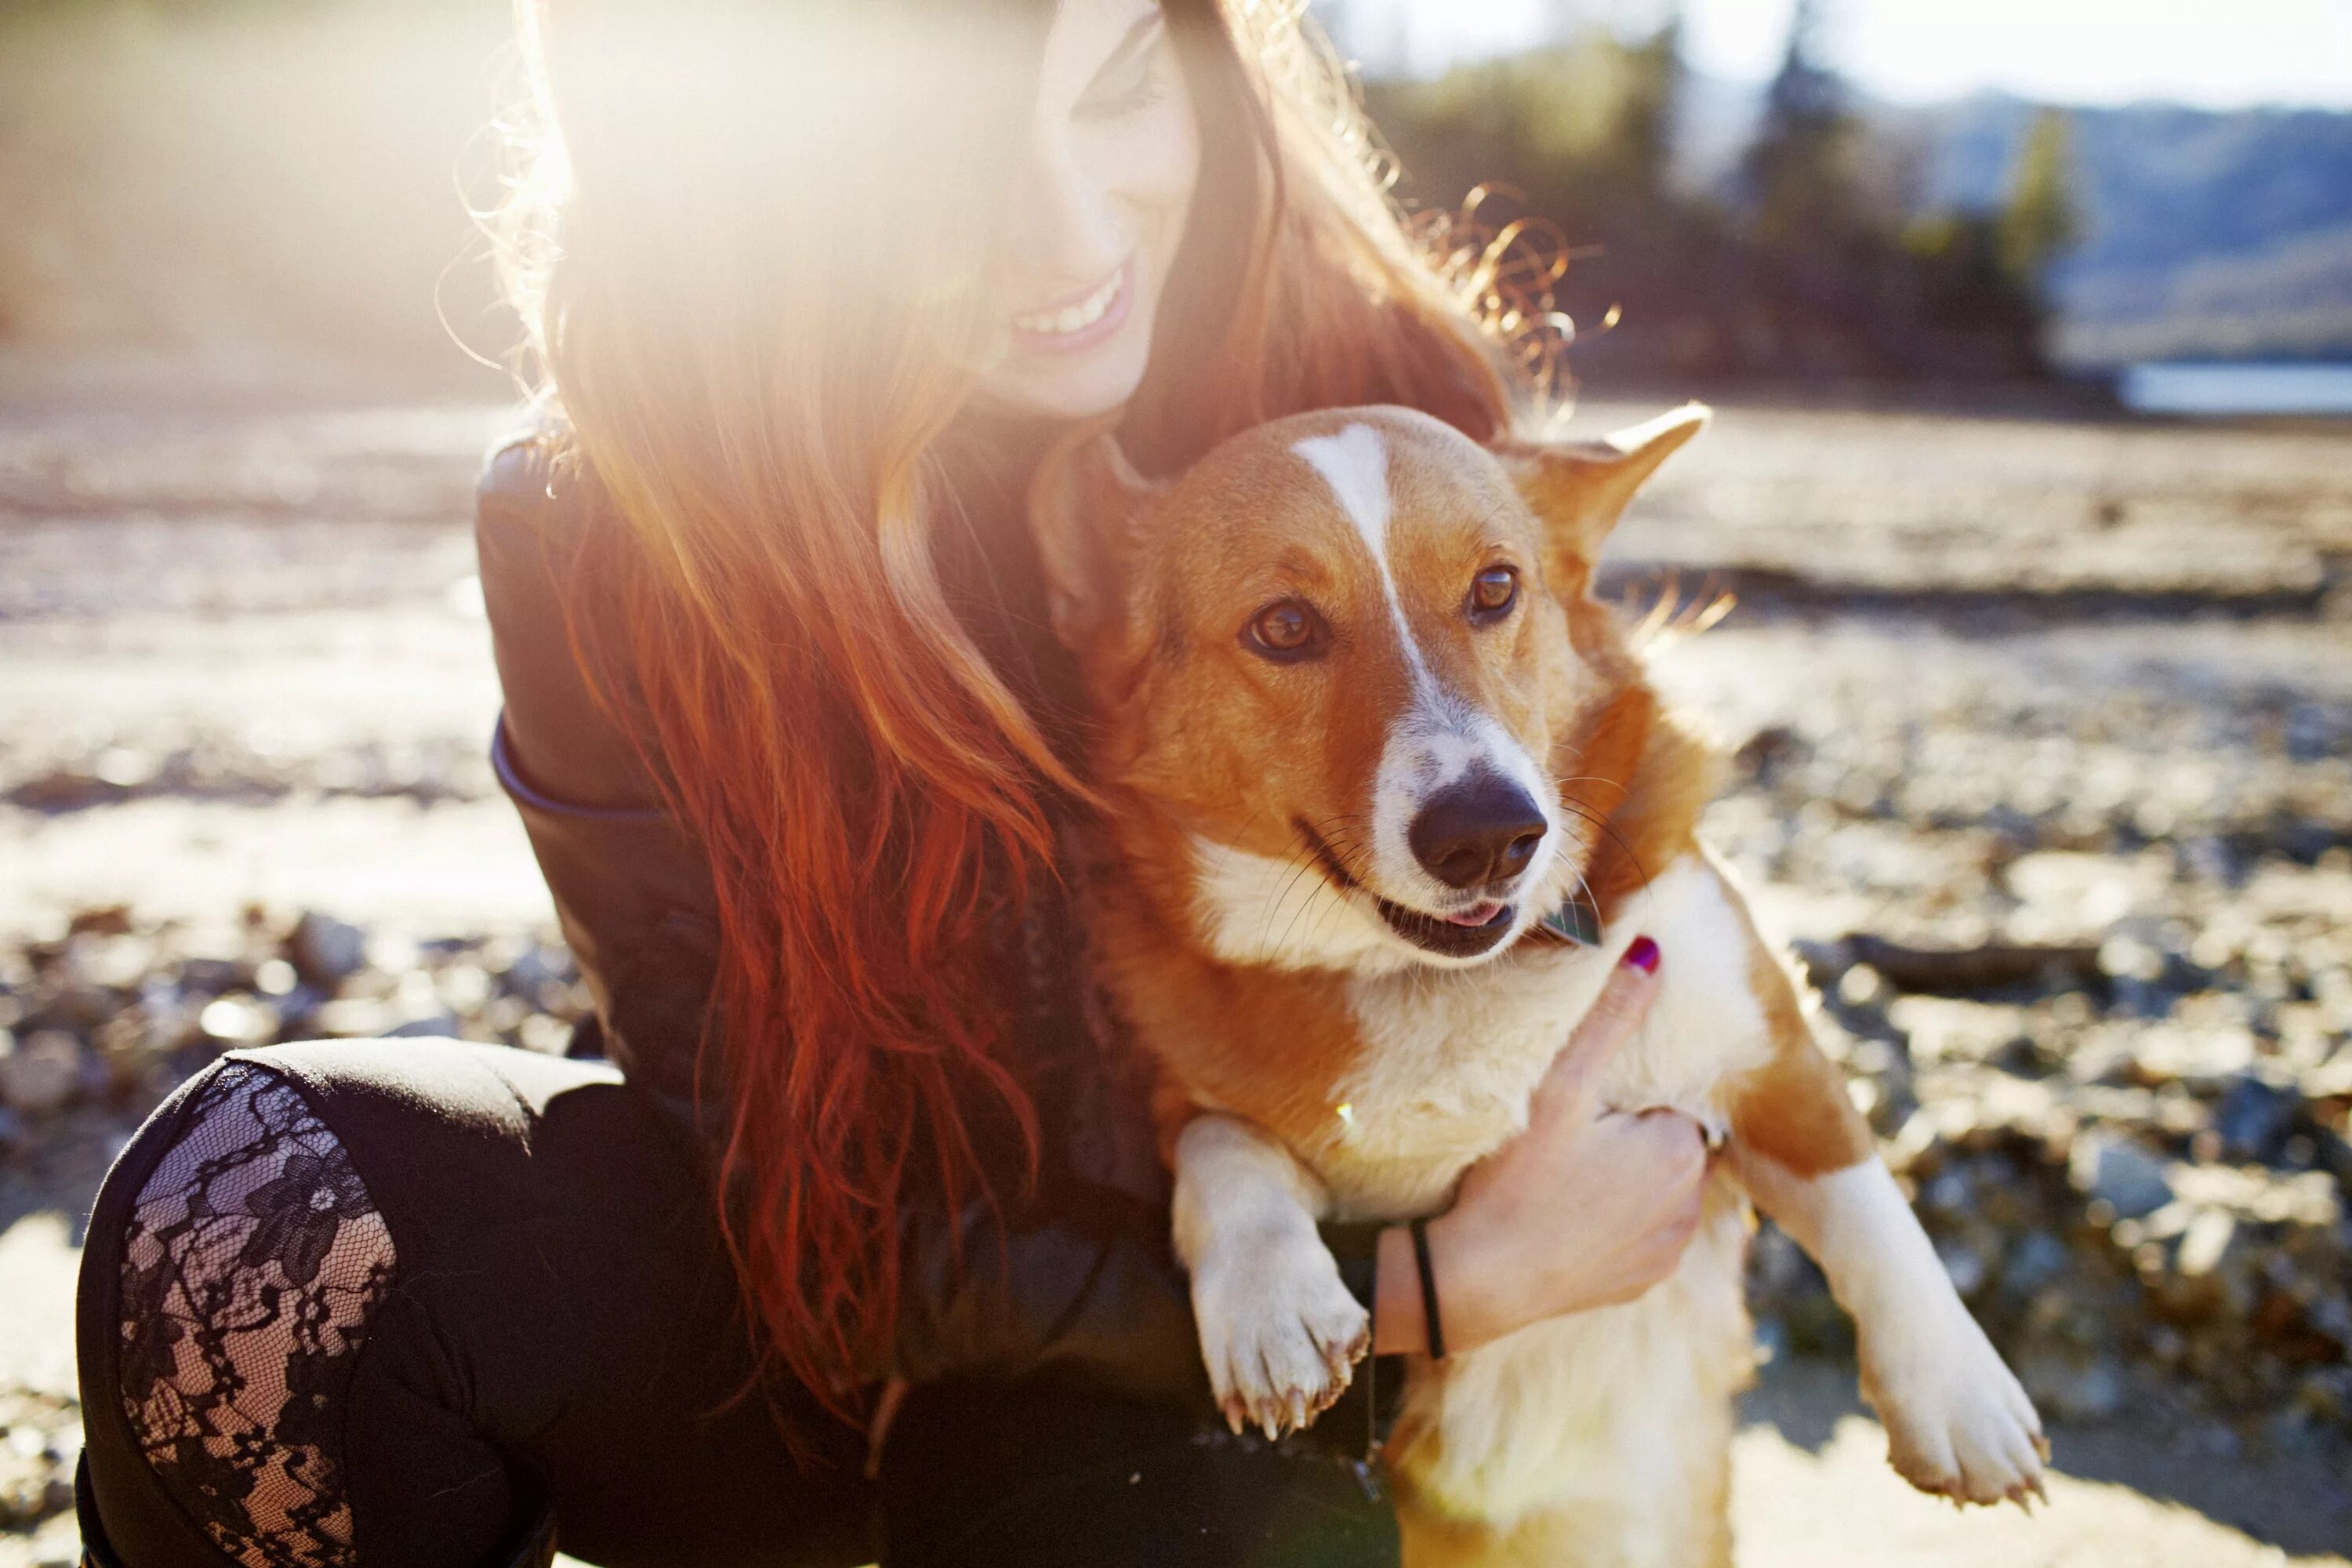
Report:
73,2,1710,1564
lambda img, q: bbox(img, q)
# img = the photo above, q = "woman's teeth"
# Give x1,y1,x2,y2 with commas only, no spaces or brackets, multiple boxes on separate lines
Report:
1012,268,1122,336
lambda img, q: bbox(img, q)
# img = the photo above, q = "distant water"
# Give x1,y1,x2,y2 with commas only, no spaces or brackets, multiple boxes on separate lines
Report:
2120,361,2352,416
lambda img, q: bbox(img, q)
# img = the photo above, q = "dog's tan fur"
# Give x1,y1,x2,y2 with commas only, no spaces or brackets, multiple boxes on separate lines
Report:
1033,405,2045,1564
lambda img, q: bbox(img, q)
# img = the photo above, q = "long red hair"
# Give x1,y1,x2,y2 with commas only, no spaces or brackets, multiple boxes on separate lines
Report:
495,0,1538,1418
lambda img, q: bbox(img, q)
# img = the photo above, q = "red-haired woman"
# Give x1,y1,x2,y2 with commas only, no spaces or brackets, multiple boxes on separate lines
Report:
74,2,1709,1563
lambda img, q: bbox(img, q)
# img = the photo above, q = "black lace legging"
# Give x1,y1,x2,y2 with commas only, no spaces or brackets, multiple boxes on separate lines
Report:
74,1039,1398,1568
111,1063,400,1566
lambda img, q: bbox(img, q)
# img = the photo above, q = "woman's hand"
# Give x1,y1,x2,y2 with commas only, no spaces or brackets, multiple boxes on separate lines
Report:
1374,937,1710,1356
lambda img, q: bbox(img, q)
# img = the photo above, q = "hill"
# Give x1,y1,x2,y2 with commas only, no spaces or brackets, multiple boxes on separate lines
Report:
1915,98,2352,364
1670,82,2352,367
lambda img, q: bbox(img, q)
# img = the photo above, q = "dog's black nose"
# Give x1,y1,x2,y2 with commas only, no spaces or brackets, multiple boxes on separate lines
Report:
1408,772,1548,890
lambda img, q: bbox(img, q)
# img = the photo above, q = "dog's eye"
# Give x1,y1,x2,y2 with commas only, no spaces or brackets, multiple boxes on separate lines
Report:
1468,566,1519,621
1244,600,1325,660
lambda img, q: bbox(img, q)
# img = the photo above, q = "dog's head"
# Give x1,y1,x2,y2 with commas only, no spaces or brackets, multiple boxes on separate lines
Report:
1031,402,1707,975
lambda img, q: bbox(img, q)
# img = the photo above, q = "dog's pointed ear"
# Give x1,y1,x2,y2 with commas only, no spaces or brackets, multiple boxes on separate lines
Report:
1027,425,1164,655
1496,403,1709,591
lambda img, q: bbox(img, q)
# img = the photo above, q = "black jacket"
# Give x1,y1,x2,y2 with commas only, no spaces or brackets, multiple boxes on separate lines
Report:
473,433,1392,1439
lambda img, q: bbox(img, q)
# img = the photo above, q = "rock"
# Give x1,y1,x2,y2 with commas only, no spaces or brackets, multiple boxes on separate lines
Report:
289,913,369,985
2018,1348,2129,1421
1845,934,2103,995
197,996,278,1047
1836,964,1891,1009
2001,1229,2071,1295
311,997,395,1038
2285,702,2340,764
2069,1133,2175,1221
0,1396,74,1532
434,964,492,1014
0,1032,81,1118
175,956,246,996
516,1012,574,1055
4,768,124,812
2212,1073,2303,1163
0,1448,65,1529
1733,724,1806,786
66,906,134,937
2179,1208,2239,1277
502,943,576,1006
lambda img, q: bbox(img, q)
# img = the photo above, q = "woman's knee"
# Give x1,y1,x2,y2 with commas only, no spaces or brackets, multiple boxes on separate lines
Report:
91,1056,398,1568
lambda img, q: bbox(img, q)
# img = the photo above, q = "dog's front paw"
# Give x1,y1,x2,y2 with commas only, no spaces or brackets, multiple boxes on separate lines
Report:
1860,1308,2049,1508
1191,1232,1370,1439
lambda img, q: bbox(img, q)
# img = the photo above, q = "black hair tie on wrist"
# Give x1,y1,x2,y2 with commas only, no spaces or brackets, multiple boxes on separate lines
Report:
1408,1216,1446,1360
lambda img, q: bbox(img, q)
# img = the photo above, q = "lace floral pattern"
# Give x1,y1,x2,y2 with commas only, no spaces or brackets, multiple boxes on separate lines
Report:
118,1063,397,1568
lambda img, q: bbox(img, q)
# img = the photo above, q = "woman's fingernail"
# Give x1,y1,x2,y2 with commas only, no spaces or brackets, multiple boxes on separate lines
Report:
1623,935,1660,974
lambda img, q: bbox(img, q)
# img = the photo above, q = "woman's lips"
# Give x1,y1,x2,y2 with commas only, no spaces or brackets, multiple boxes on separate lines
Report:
1007,257,1133,356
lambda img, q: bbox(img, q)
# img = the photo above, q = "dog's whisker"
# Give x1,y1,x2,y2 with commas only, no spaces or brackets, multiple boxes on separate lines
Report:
1258,848,1327,954
1261,822,1355,945
1276,854,1343,953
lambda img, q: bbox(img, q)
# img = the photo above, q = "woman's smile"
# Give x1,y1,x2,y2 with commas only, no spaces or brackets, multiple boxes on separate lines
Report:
971,0,1200,421
1008,254,1134,354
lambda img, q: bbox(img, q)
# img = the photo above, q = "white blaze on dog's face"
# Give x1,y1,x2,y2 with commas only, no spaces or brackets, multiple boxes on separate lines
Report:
1030,402,1707,974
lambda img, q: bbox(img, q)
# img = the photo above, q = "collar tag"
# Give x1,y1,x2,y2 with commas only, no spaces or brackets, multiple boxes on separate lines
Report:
1536,896,1602,947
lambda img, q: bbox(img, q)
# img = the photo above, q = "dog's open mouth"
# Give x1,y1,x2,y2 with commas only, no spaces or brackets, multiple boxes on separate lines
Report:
1298,820,1520,960
1373,895,1518,959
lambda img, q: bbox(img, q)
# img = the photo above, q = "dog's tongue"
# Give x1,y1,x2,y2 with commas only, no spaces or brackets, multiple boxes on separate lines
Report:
1443,900,1505,928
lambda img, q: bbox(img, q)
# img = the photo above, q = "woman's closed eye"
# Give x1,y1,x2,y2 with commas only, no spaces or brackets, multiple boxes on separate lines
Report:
1076,27,1170,121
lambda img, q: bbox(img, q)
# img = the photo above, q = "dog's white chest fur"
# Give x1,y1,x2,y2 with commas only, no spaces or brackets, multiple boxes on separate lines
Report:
1308,853,1773,1222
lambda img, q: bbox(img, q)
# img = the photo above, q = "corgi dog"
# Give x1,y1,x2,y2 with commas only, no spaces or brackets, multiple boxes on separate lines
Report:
1027,403,2047,1566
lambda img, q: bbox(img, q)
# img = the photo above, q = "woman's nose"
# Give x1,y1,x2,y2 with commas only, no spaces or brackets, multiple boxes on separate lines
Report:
1007,139,1126,284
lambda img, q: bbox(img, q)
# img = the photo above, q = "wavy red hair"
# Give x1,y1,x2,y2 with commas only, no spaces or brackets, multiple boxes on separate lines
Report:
495,0,1534,1421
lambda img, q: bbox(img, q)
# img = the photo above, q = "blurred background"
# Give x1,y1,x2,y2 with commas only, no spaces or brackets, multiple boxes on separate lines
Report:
1,2,2347,1564
1331,0,2352,394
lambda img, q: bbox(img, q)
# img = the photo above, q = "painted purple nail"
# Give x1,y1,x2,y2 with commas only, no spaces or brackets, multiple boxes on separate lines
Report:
1623,935,1660,974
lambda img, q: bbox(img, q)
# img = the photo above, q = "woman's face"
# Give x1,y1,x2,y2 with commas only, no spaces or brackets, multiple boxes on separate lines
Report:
974,0,1202,425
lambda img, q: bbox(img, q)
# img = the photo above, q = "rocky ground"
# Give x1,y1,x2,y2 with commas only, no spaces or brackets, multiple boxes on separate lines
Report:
1,360,2347,1564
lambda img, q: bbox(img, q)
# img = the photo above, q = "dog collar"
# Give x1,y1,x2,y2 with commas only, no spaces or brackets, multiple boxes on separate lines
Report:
1527,890,1603,947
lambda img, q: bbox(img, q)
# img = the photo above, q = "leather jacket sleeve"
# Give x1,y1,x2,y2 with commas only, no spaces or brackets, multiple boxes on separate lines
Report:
473,434,1392,1442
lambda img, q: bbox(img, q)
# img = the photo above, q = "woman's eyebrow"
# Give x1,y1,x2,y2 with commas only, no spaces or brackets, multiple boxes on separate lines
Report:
1086,9,1167,91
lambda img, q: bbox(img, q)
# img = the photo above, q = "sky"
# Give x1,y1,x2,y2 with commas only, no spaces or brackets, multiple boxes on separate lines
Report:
1321,0,2352,109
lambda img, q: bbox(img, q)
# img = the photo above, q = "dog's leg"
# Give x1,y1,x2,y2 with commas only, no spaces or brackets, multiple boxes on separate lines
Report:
1738,1148,2048,1508
1723,918,2048,1508
1171,1112,1370,1437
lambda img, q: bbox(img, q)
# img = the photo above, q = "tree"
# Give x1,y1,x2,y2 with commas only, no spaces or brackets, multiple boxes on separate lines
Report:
1998,108,2082,296
1363,0,2060,383
1740,0,1865,251
1617,6,1682,200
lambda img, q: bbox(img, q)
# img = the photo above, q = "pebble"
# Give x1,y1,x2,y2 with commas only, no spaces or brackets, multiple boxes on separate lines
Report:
198,995,277,1047
290,911,369,985
2070,1134,2176,1221
0,911,591,1138
4,831,2347,1452
0,1391,78,1535
0,1032,81,1118
2212,1073,2303,1162
2018,1349,2129,1421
